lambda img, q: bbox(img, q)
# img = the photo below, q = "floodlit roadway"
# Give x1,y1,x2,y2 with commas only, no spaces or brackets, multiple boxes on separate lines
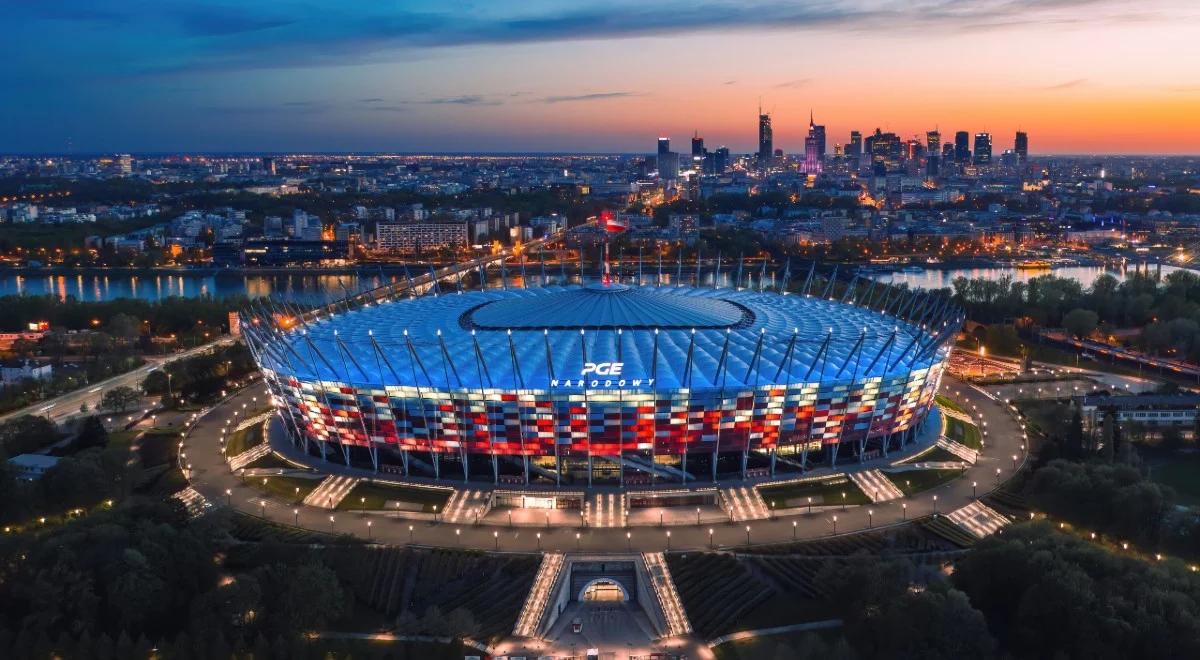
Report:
0,336,238,425
183,375,1028,553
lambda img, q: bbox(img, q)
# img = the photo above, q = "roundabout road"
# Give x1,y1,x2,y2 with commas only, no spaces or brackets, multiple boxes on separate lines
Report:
182,375,1027,553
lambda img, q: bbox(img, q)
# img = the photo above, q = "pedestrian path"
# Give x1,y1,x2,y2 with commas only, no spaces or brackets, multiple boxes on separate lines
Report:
642,552,692,636
938,405,977,425
585,492,626,528
936,437,979,464
228,443,272,471
725,485,770,521
945,501,1010,538
302,475,359,509
849,469,905,503
513,553,565,638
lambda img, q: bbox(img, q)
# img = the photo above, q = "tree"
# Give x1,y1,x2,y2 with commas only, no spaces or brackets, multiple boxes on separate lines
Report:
99,386,140,413
106,314,141,341
1062,308,1099,340
73,416,109,451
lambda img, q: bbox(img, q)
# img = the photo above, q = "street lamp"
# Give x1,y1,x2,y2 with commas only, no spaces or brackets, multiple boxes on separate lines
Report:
972,481,977,498
902,502,907,520
293,509,299,526
329,515,335,534
456,528,461,547
408,525,414,543
495,531,500,550
666,530,671,551
745,525,751,545
792,520,797,540
225,489,231,506
933,495,938,514
536,532,541,550
831,515,838,535
807,497,812,514
626,531,632,551
696,507,701,525
708,528,714,548
575,532,581,550
868,509,873,528
367,520,372,540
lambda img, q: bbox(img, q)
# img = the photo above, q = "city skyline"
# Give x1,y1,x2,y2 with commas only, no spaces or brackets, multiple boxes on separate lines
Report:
2,0,1199,154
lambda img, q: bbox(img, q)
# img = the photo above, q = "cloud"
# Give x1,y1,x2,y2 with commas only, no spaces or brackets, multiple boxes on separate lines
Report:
774,78,812,89
422,95,502,106
722,80,738,86
540,92,637,104
359,97,385,103
1040,78,1088,90
11,0,1134,77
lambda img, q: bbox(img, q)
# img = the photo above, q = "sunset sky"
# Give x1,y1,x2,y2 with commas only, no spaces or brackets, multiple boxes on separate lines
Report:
2,0,1198,154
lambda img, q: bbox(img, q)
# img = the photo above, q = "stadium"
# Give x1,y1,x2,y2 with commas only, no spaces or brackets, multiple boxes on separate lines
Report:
242,266,962,488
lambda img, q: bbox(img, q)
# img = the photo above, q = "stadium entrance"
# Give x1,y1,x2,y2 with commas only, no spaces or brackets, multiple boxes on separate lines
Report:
580,579,629,602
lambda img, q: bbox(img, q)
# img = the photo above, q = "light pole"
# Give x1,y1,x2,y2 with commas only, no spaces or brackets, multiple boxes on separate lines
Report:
972,481,977,498
831,515,838,535
408,525,414,543
626,531,631,551
792,520,797,540
329,515,335,534
902,503,907,520
708,528,714,549
696,507,701,525
433,505,439,523
367,520,372,540
868,509,873,529
293,509,299,526
260,500,265,518
575,532,581,551
745,525,751,546
456,529,461,547
494,531,500,550
666,530,671,551
933,495,938,514
536,532,541,551
841,491,846,511
807,497,812,514
225,489,231,506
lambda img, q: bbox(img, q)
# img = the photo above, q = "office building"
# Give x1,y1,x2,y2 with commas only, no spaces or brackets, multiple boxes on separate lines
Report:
954,131,970,163
926,130,941,177
757,110,773,167
973,132,993,165
1015,131,1029,163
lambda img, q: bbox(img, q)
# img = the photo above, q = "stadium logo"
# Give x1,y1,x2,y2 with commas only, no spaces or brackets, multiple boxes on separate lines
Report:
581,361,624,376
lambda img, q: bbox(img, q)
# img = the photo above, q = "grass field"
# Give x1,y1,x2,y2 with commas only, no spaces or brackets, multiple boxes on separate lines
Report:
759,476,871,508
945,417,983,449
247,474,321,503
714,628,847,660
900,445,965,465
935,393,967,414
890,469,964,497
1150,453,1200,507
336,481,453,513
225,422,265,458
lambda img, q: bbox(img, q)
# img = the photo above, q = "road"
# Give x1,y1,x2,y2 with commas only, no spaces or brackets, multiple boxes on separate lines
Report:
0,336,238,425
183,374,1029,553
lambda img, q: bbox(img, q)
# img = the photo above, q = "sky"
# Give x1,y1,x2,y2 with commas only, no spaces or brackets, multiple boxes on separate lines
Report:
1,0,1198,155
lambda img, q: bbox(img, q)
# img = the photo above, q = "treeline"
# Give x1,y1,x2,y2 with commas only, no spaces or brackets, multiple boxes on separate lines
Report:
0,294,248,335
954,270,1200,361
142,343,257,405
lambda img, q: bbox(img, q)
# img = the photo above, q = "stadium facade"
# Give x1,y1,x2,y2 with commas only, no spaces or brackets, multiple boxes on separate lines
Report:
242,264,962,486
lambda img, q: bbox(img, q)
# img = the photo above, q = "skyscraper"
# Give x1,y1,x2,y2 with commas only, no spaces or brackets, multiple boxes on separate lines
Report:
1014,131,1029,163
848,131,862,156
809,111,826,162
691,132,705,160
657,137,678,179
658,137,670,158
804,111,824,174
926,130,941,177
973,132,992,165
757,109,773,167
954,131,970,163
714,146,730,174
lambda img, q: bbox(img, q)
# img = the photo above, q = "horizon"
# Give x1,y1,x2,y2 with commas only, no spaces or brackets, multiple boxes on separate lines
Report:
2,1,1198,154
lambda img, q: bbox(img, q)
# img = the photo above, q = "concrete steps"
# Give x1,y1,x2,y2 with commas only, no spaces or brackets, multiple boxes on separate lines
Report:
849,469,905,503
513,553,565,638
946,501,1010,538
302,475,359,509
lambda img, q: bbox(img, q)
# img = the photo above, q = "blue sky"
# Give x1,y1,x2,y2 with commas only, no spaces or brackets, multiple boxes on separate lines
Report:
1,1,1197,154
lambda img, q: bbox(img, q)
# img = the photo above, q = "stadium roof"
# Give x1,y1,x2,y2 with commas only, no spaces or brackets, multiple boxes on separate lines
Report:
253,284,951,391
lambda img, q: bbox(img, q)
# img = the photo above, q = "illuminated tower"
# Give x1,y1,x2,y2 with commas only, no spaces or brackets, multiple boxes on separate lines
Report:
954,131,970,163
926,130,941,177
973,132,992,165
757,107,773,167
1014,131,1029,163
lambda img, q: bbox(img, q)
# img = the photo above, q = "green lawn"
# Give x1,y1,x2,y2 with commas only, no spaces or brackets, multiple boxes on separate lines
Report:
714,627,847,660
336,481,452,513
247,474,321,503
225,422,264,458
901,446,966,464
759,476,871,508
946,417,983,449
1151,453,1200,507
935,393,967,414
243,451,294,470
890,469,964,496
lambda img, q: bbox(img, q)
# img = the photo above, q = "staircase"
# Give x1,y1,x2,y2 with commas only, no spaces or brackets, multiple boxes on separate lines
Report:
642,552,692,636
513,553,565,638
936,437,979,464
302,475,359,509
849,469,905,503
443,489,487,524
585,492,626,528
945,501,1010,538
228,443,272,471
173,486,212,518
724,485,770,521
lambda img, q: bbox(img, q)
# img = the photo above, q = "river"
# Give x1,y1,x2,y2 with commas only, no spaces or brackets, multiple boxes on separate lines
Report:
0,263,1190,302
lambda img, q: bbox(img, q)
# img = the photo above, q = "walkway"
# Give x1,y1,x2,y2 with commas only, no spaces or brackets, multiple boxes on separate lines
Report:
180,375,1030,552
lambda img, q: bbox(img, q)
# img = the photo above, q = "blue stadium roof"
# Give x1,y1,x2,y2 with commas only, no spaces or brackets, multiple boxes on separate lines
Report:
258,284,948,391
